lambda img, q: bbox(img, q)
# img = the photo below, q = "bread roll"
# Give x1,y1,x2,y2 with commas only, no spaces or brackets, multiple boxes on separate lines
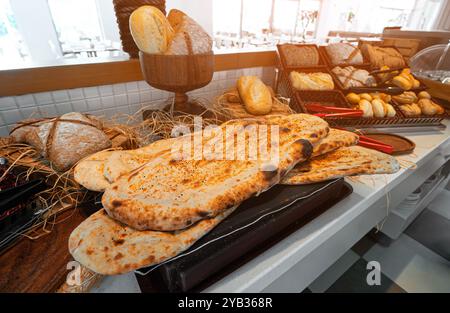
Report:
358,99,373,118
418,91,431,100
399,104,420,117
372,99,385,118
165,9,212,55
360,93,372,102
386,104,396,118
393,92,418,104
418,99,444,116
392,75,413,90
129,6,174,54
346,93,360,105
237,76,273,115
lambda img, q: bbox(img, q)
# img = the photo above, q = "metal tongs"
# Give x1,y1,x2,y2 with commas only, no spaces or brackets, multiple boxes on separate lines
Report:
306,103,364,118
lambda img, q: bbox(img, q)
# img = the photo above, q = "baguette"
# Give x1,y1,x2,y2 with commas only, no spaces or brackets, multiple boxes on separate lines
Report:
237,76,273,115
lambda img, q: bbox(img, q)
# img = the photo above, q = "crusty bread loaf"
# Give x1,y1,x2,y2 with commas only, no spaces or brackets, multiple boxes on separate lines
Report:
279,44,320,67
165,9,212,55
290,71,334,90
361,44,406,69
11,112,112,172
237,76,273,115
129,5,174,54
325,43,364,65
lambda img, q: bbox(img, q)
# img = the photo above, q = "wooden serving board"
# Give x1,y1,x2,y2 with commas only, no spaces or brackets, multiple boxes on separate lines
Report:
0,208,86,293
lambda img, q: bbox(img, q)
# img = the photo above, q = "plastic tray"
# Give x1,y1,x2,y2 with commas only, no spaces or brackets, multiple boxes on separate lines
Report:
136,179,352,292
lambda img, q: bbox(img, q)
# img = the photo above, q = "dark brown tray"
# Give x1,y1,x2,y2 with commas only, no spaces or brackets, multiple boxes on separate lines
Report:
361,133,416,155
136,179,352,292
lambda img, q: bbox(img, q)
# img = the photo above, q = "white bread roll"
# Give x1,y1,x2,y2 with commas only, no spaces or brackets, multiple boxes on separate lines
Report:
237,76,273,115
418,99,439,116
371,99,386,118
358,99,373,118
129,6,174,54
166,9,212,55
386,104,396,117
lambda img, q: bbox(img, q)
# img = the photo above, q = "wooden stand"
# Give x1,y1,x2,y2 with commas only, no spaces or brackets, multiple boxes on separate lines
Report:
139,52,215,115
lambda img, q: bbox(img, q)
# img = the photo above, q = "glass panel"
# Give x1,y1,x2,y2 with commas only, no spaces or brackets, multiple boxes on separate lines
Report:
47,0,123,59
0,0,29,67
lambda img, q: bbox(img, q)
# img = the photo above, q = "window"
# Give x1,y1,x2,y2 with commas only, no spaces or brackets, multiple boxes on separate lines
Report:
213,0,445,50
0,0,30,67
320,0,445,35
0,0,124,69
213,0,321,50
48,0,123,59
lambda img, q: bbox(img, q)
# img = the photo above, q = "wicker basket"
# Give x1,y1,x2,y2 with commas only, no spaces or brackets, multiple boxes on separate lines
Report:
113,0,166,58
276,66,338,112
295,90,349,113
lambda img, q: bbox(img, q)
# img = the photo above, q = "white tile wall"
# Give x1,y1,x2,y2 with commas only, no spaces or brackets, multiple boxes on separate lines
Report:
0,67,276,137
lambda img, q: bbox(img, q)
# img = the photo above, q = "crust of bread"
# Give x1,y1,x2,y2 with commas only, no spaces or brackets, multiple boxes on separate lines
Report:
69,207,236,275
281,146,400,185
312,129,359,157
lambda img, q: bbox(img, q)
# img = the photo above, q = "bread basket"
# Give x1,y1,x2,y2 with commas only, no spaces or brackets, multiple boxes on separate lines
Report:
139,51,214,112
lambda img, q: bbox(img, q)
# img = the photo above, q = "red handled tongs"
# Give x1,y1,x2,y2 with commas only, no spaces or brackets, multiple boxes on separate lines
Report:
358,135,394,154
306,103,364,118
333,127,394,154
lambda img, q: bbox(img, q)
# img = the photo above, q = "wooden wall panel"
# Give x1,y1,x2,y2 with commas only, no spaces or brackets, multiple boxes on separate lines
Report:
0,51,278,97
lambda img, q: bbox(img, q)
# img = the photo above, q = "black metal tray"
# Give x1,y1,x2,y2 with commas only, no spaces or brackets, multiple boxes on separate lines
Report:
136,179,352,292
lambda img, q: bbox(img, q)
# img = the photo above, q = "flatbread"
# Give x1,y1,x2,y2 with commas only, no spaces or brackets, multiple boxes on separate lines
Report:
281,146,400,185
73,151,115,192
74,137,182,191
103,137,181,183
103,114,329,231
69,207,236,275
312,128,359,157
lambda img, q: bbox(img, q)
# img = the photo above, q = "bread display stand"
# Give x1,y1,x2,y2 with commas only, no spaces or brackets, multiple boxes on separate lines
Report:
139,51,214,115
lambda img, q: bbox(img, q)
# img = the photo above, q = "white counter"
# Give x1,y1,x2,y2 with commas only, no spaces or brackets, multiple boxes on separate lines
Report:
96,121,450,293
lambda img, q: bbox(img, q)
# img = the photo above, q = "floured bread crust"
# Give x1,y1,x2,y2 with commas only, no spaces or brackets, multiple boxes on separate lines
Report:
281,146,400,185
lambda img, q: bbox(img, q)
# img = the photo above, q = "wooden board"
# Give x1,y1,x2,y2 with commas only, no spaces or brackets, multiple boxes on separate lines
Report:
0,208,87,292
362,133,416,155
0,51,277,97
